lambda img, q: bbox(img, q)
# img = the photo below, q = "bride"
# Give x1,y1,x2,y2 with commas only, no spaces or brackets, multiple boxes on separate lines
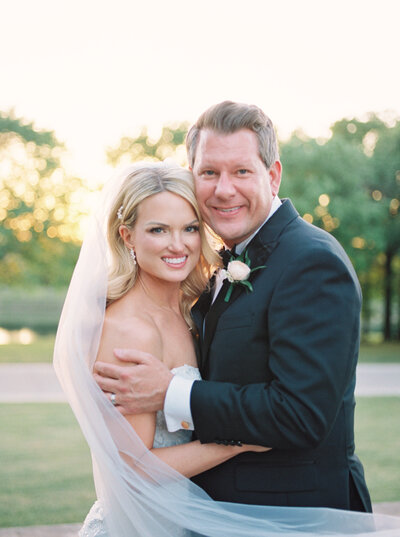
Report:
54,161,400,536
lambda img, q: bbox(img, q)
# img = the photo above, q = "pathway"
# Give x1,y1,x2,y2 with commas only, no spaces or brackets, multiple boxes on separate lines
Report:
1,363,400,402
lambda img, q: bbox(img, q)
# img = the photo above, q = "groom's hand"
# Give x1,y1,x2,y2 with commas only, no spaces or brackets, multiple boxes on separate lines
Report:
93,349,173,415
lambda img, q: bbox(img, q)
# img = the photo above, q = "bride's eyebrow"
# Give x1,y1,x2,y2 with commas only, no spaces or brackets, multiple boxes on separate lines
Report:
145,219,199,226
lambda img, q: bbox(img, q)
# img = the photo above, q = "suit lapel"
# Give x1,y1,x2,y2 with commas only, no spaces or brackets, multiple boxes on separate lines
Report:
199,199,299,376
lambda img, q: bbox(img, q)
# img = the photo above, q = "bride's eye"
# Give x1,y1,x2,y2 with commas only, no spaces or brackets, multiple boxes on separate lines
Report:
149,227,165,234
185,225,200,233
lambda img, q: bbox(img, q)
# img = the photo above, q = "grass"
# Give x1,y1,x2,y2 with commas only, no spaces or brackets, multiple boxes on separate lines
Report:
0,403,95,528
358,342,400,363
0,398,399,528
355,397,400,503
0,335,399,364
0,334,56,363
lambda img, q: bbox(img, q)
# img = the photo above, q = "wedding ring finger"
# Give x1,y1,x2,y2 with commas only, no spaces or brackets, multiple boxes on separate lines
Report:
111,393,117,406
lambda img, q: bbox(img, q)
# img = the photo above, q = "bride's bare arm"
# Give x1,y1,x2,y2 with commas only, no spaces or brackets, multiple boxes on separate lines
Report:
150,441,269,478
96,315,270,478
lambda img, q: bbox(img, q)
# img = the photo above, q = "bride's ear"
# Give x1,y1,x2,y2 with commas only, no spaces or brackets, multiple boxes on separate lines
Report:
119,225,135,249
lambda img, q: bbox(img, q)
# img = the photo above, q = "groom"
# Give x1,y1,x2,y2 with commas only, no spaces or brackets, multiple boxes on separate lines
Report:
94,101,372,511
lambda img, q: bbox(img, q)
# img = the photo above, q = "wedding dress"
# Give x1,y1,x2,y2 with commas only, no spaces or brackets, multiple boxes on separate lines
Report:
79,365,201,537
54,162,400,537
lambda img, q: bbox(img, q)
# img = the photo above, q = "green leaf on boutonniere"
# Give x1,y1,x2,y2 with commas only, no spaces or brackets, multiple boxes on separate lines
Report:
222,249,266,302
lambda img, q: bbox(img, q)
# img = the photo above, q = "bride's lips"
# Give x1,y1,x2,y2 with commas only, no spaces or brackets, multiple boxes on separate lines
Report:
161,255,188,269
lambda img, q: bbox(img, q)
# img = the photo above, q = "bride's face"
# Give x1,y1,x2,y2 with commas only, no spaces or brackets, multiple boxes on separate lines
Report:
129,191,201,284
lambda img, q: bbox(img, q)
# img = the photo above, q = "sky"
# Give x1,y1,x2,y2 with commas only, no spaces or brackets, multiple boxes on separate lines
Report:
2,0,400,184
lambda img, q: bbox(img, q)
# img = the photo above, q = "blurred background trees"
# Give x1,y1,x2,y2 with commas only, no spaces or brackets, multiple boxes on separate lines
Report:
1,111,399,340
0,111,90,287
280,114,400,340
106,123,189,167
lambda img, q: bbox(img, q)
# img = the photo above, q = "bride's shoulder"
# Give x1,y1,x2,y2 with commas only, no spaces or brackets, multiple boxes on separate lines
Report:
97,308,163,364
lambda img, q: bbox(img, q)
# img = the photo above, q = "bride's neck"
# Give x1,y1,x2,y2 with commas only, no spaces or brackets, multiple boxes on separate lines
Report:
133,272,181,314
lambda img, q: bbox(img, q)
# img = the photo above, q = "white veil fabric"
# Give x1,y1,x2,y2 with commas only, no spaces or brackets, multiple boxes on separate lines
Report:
54,163,400,537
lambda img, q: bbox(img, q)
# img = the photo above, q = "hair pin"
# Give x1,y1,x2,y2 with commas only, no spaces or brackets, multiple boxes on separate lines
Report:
117,205,124,220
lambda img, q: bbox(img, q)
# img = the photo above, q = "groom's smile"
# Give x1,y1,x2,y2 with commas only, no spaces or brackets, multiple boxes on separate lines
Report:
192,128,282,248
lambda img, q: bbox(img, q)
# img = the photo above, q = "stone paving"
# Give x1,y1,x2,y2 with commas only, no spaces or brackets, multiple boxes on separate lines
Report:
0,524,81,537
1,363,400,403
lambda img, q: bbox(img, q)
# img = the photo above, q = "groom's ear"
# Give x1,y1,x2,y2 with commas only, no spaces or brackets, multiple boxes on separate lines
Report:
119,225,135,249
269,160,282,197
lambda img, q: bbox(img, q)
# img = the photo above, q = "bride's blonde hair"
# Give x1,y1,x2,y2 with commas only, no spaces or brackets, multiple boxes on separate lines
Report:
107,161,219,327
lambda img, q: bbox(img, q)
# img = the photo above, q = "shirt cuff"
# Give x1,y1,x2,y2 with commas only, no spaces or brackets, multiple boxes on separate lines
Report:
163,375,195,432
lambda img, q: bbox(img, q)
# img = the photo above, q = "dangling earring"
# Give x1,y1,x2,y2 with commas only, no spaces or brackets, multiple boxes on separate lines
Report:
129,248,137,265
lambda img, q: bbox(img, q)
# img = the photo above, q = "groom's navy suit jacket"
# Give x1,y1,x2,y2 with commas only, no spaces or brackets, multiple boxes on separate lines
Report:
191,199,371,511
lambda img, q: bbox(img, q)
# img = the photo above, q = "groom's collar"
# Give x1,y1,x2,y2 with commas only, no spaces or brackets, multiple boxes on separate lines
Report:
231,196,282,255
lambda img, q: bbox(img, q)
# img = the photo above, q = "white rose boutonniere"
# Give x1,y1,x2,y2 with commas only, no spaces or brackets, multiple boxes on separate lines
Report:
221,249,266,302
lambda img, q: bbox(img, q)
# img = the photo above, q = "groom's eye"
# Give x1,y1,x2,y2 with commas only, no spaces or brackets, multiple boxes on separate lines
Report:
203,170,216,177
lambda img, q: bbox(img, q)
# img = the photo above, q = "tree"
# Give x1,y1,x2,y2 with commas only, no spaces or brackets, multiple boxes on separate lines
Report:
106,123,190,167
280,114,400,340
370,122,400,339
280,131,380,336
0,111,90,287
330,115,400,339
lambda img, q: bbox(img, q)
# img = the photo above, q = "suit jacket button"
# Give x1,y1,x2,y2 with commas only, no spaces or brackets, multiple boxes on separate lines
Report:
181,421,190,429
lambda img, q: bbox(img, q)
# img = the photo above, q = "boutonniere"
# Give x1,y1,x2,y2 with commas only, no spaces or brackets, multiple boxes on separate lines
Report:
220,249,266,302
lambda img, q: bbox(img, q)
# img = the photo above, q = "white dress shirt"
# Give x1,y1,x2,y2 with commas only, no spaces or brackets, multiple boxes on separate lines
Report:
163,196,282,432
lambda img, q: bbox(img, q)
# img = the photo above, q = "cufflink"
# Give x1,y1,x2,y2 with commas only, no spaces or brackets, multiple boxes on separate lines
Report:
181,420,190,429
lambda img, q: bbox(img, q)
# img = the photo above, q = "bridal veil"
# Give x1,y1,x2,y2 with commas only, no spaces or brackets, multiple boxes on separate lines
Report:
54,162,400,536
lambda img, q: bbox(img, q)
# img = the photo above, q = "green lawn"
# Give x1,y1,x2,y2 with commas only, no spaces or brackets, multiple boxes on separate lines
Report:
355,397,400,503
0,334,56,363
0,335,399,364
358,342,400,363
0,404,95,528
0,398,399,528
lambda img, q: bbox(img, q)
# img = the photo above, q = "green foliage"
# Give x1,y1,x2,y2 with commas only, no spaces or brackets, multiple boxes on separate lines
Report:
280,116,400,339
371,122,400,253
0,111,60,148
0,286,66,333
107,122,190,167
0,111,89,287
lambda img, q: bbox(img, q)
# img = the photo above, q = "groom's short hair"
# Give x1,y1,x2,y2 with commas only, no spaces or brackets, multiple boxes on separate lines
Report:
186,100,279,170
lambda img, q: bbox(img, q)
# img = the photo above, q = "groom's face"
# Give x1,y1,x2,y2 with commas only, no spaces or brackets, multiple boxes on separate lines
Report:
192,129,281,247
